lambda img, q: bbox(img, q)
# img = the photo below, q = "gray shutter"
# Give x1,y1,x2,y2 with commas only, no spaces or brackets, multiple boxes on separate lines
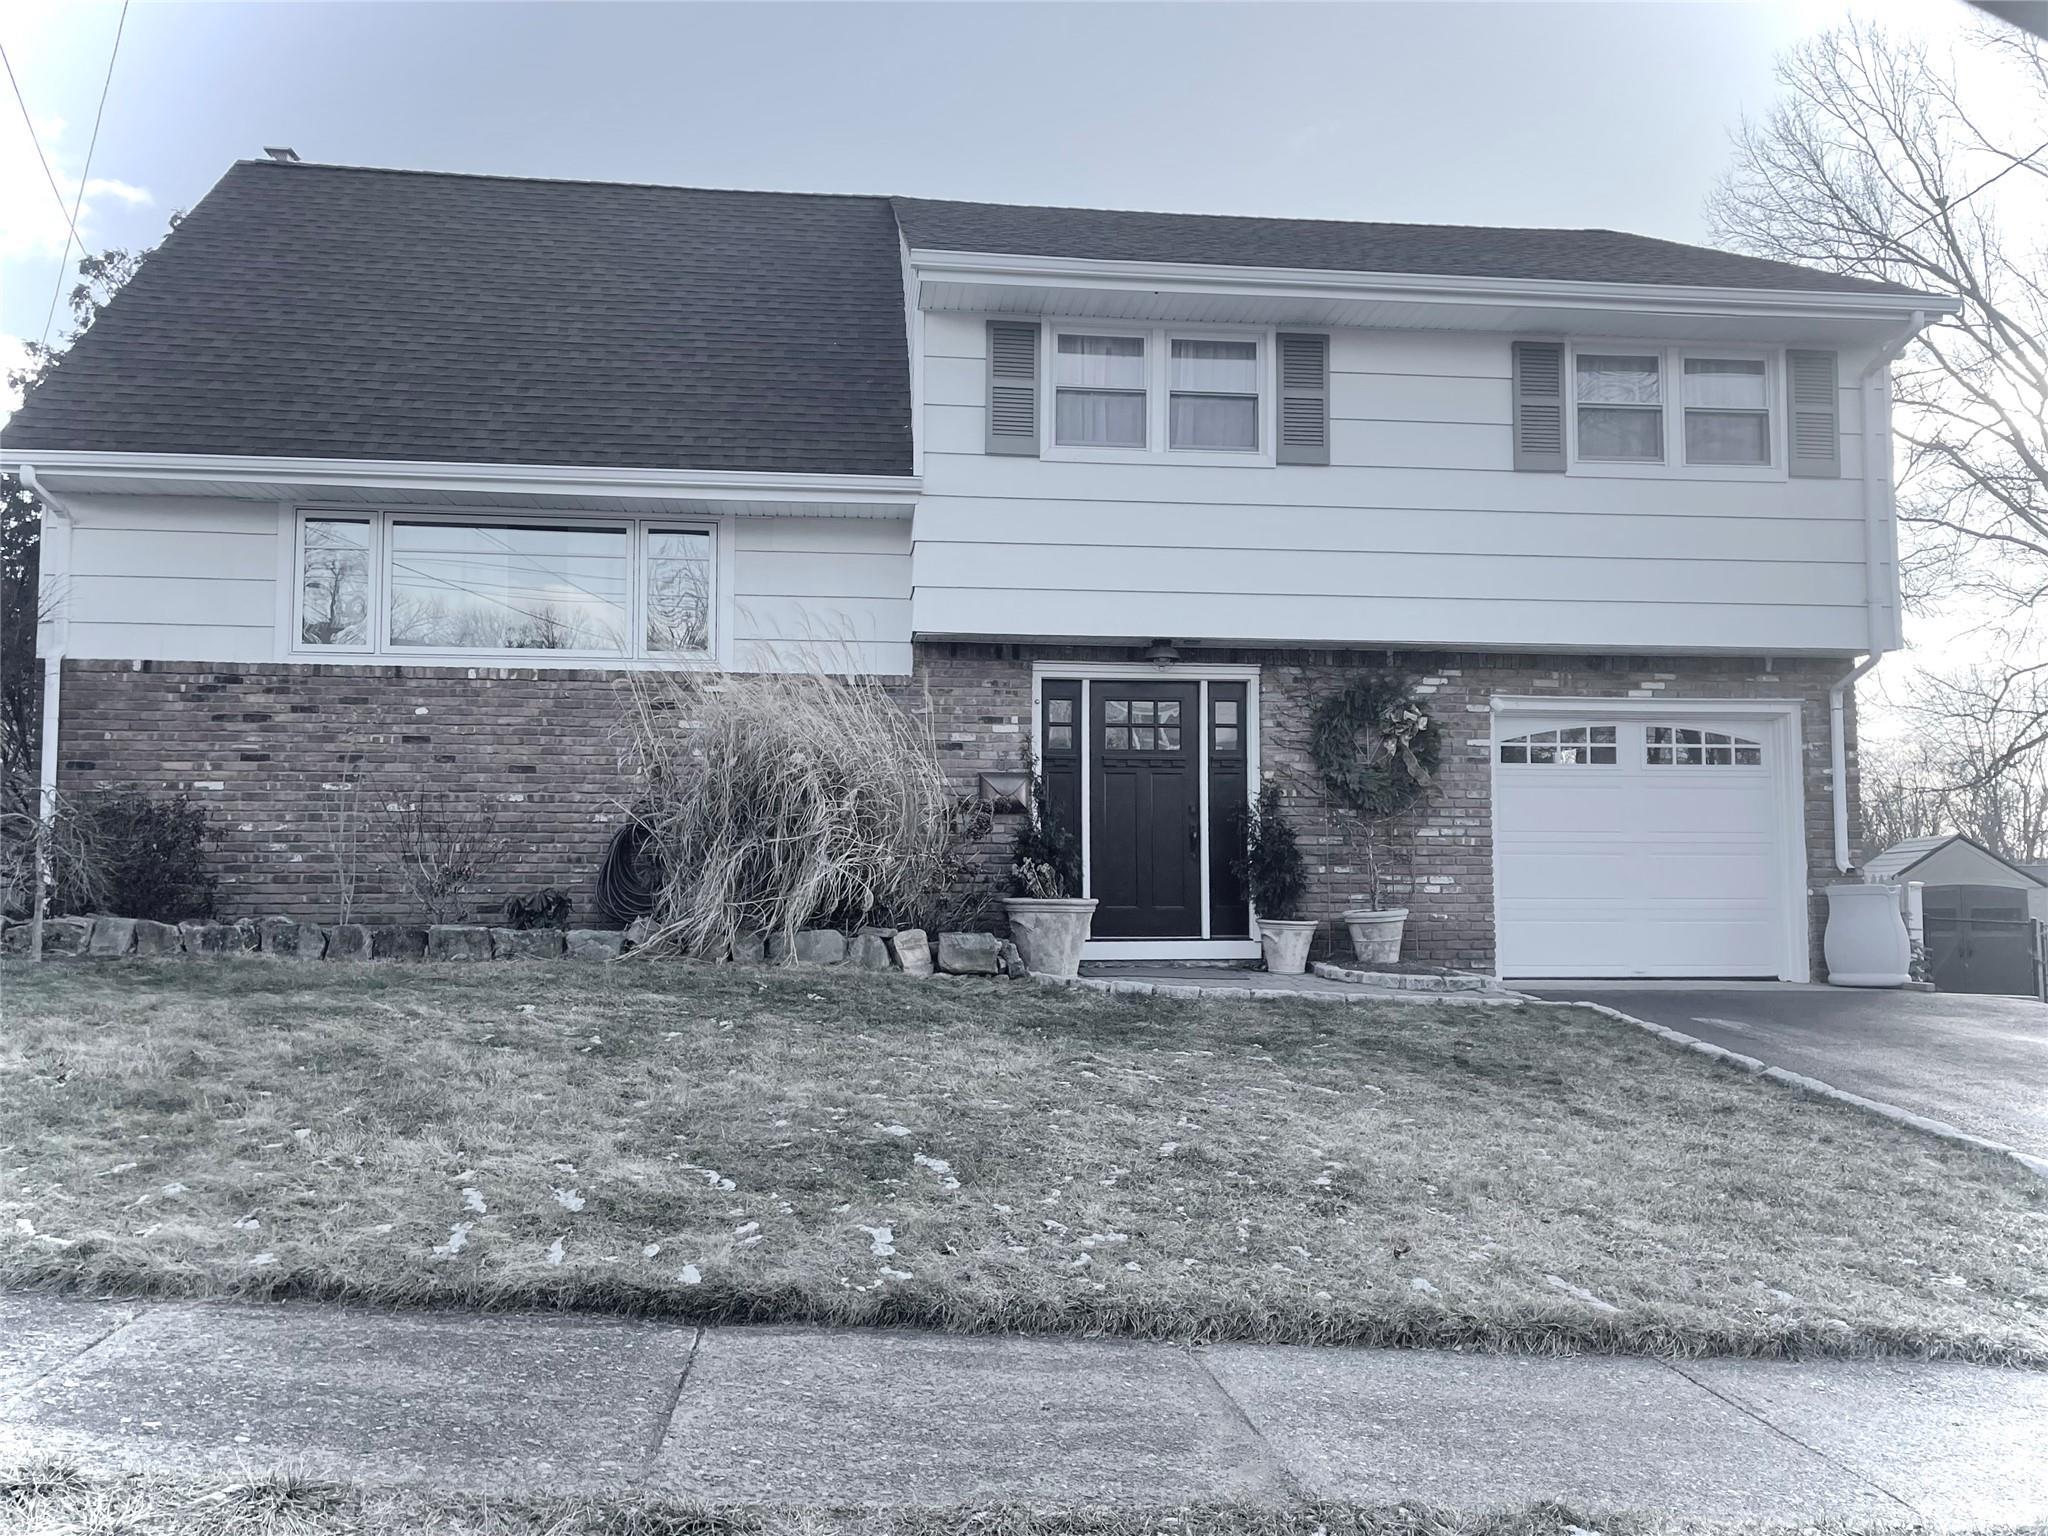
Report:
985,321,1040,456
1787,349,1840,478
1276,332,1330,465
1511,340,1567,471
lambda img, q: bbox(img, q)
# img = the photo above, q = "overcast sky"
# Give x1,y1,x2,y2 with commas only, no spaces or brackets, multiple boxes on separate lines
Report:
2,0,1985,368
0,0,2010,717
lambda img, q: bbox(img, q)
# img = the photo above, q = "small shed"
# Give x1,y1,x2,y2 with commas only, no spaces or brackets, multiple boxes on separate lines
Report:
1864,835,2048,922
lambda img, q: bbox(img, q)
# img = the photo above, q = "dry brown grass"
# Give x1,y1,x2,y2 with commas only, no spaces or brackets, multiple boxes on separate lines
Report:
2,961,2043,1362
0,1463,1965,1536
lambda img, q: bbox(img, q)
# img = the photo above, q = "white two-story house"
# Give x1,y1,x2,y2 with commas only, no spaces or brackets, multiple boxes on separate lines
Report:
2,159,1952,979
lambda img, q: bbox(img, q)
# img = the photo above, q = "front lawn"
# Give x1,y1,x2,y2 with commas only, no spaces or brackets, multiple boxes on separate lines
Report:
2,962,2042,1362
0,1465,1948,1536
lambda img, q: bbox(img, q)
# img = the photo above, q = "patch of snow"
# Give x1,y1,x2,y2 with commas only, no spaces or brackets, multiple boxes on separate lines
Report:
95,1162,138,1178
159,1183,186,1197
733,1221,760,1238
1157,1142,1179,1157
434,1222,472,1257
462,1188,487,1214
678,1264,702,1285
545,1237,566,1266
247,1252,276,1267
1077,1232,1129,1248
1123,1261,1141,1272
874,1123,913,1138
292,1128,312,1141
553,1187,586,1212
232,1214,261,1231
913,1153,960,1190
1408,1277,1440,1297
860,1224,896,1257
453,1169,478,1181
643,1243,661,1258
878,1265,913,1280
1069,1253,1092,1269
1544,1275,1621,1314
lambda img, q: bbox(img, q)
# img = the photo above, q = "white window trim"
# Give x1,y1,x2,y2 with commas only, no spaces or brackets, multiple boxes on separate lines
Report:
287,506,724,667
1566,343,1787,482
1042,321,1277,468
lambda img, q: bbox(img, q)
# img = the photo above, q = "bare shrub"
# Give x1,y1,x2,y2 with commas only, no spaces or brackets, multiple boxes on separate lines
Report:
377,788,507,923
617,666,955,956
1,785,110,924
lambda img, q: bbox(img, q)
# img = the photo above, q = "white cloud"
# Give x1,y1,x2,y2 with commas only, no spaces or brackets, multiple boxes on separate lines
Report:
0,110,156,270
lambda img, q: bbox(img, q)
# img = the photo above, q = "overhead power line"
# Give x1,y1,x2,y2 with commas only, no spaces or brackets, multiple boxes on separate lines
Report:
1,42,84,255
41,0,131,347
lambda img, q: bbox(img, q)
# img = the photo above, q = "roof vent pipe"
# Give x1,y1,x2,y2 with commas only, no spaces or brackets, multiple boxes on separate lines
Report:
264,146,300,163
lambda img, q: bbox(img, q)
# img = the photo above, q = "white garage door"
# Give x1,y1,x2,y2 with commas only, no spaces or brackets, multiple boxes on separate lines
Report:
1494,714,1791,979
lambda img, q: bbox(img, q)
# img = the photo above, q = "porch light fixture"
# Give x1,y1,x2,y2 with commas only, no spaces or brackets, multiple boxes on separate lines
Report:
1143,639,1181,666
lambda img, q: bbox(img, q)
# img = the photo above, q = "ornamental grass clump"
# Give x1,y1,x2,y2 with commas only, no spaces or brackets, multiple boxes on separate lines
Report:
617,666,954,957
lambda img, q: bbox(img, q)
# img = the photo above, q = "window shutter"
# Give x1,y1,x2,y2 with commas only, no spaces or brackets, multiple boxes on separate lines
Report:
1276,332,1330,465
1511,340,1566,471
986,321,1040,456
1787,349,1840,478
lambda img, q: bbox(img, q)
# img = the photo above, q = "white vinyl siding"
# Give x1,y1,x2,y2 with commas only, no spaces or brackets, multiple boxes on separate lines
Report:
917,315,1879,654
48,496,912,675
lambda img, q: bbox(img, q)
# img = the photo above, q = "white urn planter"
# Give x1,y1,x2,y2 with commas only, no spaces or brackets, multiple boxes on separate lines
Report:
1823,883,1911,988
1256,918,1318,976
1342,908,1409,966
1002,897,1098,979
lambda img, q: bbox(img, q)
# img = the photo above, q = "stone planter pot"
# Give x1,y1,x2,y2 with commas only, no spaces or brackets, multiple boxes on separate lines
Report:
1256,918,1318,976
1342,908,1410,966
1001,898,1098,979
1824,882,1910,988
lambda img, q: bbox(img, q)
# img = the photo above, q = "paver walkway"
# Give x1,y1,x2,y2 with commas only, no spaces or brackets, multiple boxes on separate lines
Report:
3,1293,2044,1523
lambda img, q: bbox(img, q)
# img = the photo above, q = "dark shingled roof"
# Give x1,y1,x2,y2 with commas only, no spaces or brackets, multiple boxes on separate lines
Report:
889,196,1920,297
8,163,1925,472
5,162,917,475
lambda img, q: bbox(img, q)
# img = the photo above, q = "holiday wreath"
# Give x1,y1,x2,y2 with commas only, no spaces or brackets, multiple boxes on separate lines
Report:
1309,672,1442,817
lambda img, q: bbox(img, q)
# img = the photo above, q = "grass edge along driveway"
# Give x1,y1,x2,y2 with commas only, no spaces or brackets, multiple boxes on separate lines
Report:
3,961,2043,1365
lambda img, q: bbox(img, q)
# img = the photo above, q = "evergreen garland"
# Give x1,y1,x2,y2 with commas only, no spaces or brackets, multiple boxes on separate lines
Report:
1309,672,1442,818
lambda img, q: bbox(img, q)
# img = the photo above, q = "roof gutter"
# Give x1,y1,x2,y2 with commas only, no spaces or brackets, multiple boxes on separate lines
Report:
0,451,923,504
908,247,1964,323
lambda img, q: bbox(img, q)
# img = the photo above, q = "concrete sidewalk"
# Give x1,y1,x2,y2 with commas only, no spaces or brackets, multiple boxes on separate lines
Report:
3,1292,2044,1525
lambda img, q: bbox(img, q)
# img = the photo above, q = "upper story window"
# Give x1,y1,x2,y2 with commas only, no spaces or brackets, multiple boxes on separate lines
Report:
1575,354,1664,462
1055,334,1148,448
1169,339,1260,451
294,510,715,662
1537,342,1789,479
1682,358,1770,465
1043,324,1271,464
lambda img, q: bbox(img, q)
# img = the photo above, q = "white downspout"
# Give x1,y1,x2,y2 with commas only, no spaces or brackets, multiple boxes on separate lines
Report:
1829,654,1881,873
1830,310,1930,874
20,465,74,960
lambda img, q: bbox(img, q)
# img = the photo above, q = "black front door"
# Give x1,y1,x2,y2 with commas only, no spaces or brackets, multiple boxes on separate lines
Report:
1089,682,1202,937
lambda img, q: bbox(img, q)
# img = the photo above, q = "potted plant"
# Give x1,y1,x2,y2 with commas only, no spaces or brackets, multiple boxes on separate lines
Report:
1311,673,1441,967
1235,780,1316,974
1000,758,1095,978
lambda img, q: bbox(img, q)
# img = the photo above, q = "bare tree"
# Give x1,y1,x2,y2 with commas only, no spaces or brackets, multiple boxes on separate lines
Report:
1707,20,2048,781
1859,658,2048,862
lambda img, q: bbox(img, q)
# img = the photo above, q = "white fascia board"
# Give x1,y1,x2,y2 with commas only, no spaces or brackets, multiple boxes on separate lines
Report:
907,248,1963,325
2,449,921,504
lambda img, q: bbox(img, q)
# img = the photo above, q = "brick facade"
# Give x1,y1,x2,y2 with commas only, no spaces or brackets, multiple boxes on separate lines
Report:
56,647,1858,971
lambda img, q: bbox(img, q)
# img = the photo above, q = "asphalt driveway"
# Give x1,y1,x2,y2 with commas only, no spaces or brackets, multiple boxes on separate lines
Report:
1519,983,2048,1161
